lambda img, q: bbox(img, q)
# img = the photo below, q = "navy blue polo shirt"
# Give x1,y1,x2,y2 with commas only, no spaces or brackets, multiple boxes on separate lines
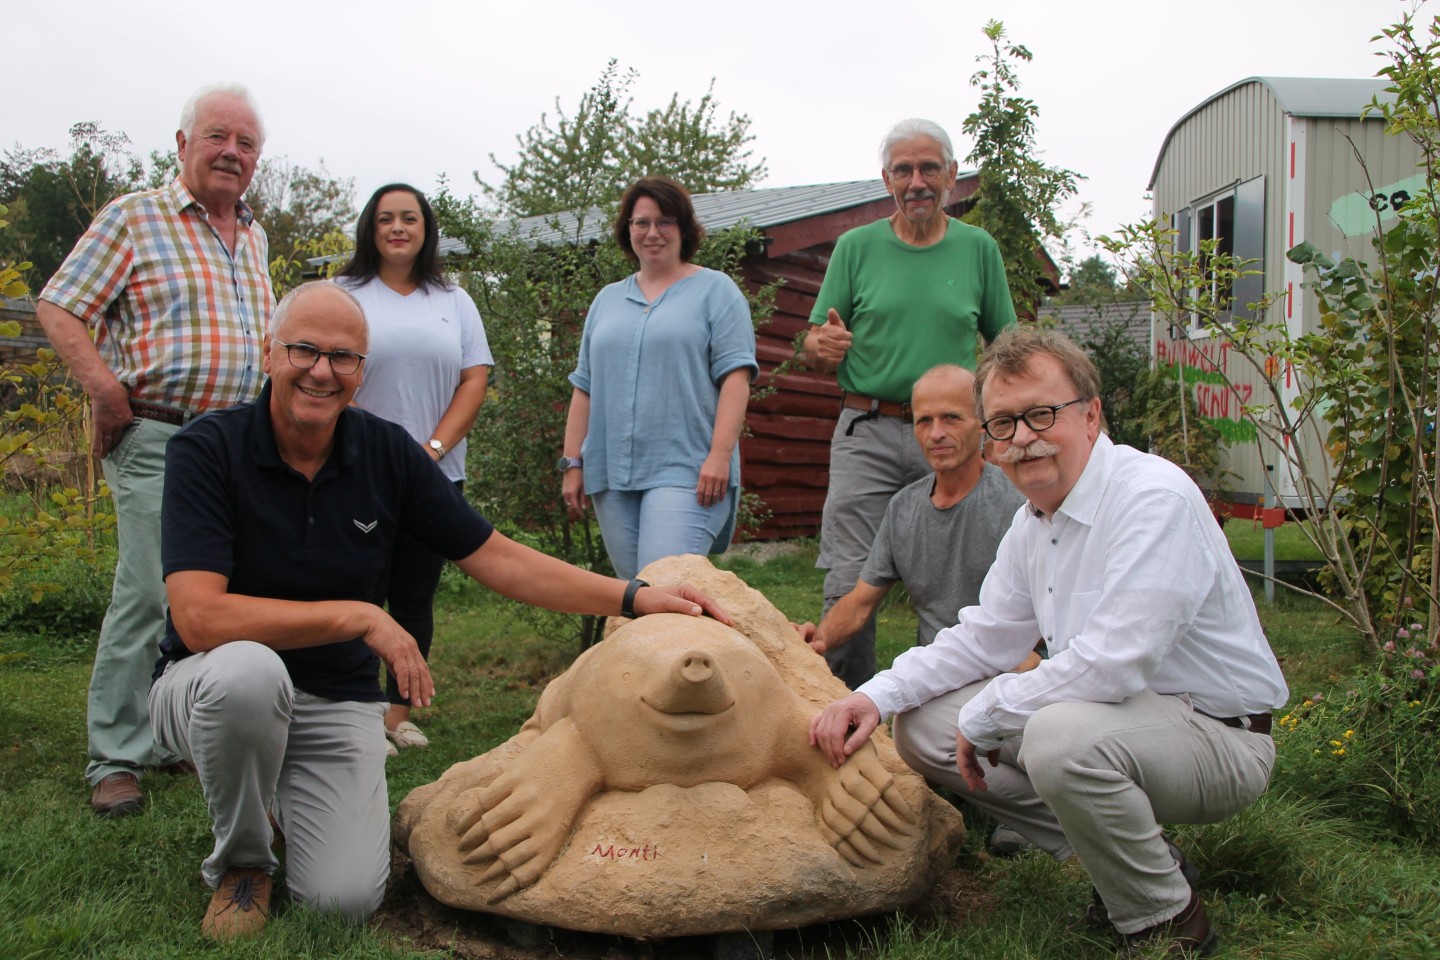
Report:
155,381,494,701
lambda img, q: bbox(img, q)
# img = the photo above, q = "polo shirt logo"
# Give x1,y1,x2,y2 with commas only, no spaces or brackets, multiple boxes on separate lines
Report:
354,519,378,533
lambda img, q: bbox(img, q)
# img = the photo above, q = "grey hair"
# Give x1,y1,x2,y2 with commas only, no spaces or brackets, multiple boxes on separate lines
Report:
270,281,368,349
179,82,267,146
879,118,955,168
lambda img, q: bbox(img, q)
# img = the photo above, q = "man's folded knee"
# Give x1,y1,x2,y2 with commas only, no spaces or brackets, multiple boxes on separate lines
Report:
293,874,386,924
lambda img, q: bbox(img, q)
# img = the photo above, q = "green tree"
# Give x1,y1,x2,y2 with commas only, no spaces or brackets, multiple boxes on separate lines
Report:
243,157,356,284
0,123,143,289
1053,254,1120,305
480,61,767,218
962,20,1084,313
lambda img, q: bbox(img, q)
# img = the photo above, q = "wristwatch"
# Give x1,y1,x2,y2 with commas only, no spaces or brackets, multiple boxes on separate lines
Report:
428,438,447,460
557,456,583,472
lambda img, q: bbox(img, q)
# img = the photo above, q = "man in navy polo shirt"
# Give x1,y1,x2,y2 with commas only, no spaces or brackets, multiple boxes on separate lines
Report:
148,281,726,941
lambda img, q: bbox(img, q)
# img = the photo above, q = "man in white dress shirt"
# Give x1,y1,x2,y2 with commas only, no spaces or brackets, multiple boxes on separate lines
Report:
809,326,1288,957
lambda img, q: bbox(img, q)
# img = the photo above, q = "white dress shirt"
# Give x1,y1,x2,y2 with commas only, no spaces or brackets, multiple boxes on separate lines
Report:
857,434,1290,752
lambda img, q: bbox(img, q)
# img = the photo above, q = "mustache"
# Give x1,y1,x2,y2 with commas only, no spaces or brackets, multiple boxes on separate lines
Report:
905,189,936,201
997,439,1061,464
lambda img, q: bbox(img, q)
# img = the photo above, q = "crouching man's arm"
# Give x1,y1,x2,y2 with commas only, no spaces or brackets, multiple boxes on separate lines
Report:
454,530,732,625
167,569,435,706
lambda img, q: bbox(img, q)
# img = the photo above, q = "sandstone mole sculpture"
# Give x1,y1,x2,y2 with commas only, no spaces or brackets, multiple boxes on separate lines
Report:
395,555,966,937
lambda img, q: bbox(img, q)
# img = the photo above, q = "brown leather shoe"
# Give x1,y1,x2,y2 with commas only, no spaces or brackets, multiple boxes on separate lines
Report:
90,772,143,818
1122,890,1218,957
202,868,272,940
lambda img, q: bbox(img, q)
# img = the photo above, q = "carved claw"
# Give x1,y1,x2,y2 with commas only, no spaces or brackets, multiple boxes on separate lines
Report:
817,745,919,866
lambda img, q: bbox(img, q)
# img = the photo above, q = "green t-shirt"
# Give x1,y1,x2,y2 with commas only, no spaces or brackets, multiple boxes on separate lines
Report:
809,218,1017,401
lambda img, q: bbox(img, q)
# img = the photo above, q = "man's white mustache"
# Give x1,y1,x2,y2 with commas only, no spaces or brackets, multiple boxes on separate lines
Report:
998,439,1061,464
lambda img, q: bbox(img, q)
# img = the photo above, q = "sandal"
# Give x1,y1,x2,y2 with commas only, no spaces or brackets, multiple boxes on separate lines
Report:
385,720,430,750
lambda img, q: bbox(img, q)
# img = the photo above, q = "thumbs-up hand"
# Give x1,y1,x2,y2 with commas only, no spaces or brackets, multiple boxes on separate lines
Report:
815,309,853,364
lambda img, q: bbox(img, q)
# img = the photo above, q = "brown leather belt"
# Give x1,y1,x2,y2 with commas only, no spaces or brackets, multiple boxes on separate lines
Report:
1205,712,1272,735
128,398,194,426
842,393,912,421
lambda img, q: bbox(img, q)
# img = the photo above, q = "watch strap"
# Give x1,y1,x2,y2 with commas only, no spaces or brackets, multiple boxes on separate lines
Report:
621,578,649,619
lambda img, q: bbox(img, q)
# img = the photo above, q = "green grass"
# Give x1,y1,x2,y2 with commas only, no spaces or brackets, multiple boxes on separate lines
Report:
1224,517,1324,562
3,541,1438,959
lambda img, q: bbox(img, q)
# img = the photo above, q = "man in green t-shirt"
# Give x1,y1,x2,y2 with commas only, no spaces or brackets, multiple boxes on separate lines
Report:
804,117,1016,689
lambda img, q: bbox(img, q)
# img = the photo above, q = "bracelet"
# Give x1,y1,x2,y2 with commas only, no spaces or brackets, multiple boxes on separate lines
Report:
621,578,649,618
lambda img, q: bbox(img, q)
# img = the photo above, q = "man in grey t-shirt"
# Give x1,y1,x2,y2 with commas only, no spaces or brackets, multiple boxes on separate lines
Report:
796,362,1035,857
797,364,1027,655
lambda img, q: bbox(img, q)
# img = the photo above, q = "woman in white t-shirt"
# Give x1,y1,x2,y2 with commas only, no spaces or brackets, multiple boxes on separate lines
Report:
336,183,493,755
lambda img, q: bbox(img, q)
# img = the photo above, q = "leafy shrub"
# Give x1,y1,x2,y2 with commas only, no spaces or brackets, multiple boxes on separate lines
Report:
1275,618,1439,842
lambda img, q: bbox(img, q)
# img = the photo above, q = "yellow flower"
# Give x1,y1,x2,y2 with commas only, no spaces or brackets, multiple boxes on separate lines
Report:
1344,730,1354,738
1332,748,1346,756
1329,739,1343,747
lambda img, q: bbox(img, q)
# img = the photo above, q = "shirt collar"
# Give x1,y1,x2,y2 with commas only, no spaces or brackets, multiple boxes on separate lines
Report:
165,176,256,226
1048,432,1114,526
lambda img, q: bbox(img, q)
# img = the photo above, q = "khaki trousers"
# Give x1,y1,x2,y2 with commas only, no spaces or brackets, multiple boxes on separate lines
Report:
892,681,1276,933
150,641,389,922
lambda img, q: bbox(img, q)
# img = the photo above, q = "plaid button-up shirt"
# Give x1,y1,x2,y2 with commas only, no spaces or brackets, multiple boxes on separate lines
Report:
41,177,273,412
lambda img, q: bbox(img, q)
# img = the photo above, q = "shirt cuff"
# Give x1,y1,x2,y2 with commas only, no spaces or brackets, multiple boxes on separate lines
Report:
957,684,1006,753
854,674,905,721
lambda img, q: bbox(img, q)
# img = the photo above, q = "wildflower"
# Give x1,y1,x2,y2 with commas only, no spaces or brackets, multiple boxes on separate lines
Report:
1413,669,1427,680
1411,700,1423,708
1344,730,1354,738
1412,623,1424,632
1329,739,1343,747
1332,748,1346,756
1408,648,1423,659
1398,628,1411,640
1384,640,1397,653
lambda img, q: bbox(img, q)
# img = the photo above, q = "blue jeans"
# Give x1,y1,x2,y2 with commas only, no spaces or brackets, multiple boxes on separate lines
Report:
590,486,736,580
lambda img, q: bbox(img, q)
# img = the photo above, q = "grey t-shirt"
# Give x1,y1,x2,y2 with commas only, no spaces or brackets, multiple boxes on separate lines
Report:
861,463,1025,646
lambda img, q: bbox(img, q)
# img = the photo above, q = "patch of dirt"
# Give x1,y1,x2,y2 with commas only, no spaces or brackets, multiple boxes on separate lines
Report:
374,850,997,960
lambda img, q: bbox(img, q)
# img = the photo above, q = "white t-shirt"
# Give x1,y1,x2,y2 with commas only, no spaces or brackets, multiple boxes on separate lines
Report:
344,278,493,482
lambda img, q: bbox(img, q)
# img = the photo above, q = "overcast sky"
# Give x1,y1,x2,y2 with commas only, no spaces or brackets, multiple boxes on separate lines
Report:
7,0,1401,270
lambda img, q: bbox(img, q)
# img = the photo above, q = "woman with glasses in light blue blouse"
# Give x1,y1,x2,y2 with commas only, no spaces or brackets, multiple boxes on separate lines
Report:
561,176,757,581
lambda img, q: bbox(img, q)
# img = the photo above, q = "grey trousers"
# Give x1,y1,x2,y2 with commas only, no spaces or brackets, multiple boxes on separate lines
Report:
818,406,929,689
88,417,183,784
149,641,390,922
892,681,1276,934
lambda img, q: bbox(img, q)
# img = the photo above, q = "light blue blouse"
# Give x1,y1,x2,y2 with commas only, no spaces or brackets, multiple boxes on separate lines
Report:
569,267,757,494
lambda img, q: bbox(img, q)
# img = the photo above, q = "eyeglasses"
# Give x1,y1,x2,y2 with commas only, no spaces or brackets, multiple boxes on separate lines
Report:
981,399,1088,442
887,161,947,181
629,217,678,233
273,338,366,375
201,131,260,156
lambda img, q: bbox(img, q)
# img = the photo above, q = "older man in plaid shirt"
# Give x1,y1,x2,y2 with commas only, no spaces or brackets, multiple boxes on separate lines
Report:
38,82,274,818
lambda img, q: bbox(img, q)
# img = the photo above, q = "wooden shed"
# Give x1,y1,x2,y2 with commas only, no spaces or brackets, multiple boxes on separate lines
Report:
498,176,984,540
1148,76,1417,506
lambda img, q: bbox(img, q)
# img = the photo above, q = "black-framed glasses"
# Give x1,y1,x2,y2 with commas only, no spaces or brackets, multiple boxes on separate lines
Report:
272,338,366,375
887,161,947,181
981,398,1088,442
629,216,678,233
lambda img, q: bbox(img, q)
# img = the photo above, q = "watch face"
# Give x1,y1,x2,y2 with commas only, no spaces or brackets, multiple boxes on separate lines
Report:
557,456,580,471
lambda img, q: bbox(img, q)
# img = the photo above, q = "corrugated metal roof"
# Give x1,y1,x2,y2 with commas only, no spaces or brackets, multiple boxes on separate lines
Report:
490,179,904,249
1148,76,1395,189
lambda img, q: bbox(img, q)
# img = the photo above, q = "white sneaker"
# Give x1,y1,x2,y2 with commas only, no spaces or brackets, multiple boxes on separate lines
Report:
385,720,430,750
384,738,399,759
